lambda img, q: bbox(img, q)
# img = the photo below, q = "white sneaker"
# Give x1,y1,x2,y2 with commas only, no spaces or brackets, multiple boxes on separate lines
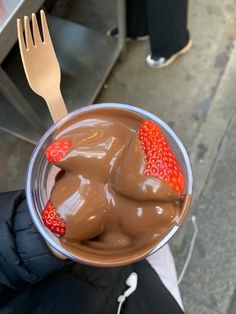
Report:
146,40,192,69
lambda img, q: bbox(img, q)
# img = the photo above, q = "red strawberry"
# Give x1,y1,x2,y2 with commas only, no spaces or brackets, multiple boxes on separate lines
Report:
42,200,66,236
139,120,185,194
45,139,72,164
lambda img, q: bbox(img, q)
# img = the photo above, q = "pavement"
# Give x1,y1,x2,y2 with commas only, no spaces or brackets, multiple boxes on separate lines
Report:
1,0,236,313
175,48,236,314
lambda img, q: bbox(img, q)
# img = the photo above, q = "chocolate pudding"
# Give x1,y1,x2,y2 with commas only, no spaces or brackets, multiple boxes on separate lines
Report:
43,107,191,266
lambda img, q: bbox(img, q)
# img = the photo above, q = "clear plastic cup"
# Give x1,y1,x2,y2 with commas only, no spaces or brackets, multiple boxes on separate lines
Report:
26,103,193,266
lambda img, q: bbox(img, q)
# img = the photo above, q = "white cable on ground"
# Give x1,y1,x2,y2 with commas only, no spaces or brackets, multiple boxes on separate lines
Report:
177,216,198,285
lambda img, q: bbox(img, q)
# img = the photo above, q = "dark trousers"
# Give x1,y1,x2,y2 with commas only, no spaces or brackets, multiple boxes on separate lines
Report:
126,0,189,58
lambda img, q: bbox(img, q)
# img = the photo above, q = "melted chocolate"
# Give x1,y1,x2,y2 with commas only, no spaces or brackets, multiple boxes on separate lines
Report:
48,108,191,266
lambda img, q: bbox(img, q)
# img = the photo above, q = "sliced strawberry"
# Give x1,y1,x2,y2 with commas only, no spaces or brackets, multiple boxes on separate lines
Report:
45,139,72,164
139,120,185,194
42,200,66,236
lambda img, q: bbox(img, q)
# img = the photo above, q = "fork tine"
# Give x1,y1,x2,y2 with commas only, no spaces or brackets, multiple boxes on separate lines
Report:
32,13,42,46
40,10,51,44
17,19,27,54
24,16,34,49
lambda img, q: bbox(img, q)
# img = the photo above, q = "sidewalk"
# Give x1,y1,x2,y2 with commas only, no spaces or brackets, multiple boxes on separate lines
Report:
174,46,236,313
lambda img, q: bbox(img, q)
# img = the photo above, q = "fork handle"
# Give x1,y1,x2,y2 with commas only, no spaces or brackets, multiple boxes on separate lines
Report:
44,89,68,122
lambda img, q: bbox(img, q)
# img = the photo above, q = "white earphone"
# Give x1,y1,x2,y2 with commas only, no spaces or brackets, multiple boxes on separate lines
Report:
117,272,138,314
124,272,138,297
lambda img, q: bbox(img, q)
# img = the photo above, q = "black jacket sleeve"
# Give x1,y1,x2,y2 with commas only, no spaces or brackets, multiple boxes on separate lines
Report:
0,190,66,289
0,191,184,314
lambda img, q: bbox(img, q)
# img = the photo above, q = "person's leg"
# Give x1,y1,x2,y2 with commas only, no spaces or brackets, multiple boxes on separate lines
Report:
108,0,149,38
126,0,149,37
146,0,189,59
147,244,184,310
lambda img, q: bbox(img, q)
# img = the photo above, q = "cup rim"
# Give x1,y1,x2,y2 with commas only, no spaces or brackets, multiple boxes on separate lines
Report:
26,103,193,265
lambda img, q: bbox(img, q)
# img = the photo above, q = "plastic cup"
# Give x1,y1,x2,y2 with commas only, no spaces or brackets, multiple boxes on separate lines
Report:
26,103,193,266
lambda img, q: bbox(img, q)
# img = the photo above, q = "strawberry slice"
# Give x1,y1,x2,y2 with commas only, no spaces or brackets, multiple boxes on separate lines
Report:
139,120,185,194
42,200,66,236
45,139,72,164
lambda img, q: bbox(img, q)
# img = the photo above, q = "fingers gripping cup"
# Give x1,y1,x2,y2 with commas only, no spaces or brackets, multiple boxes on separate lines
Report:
26,104,193,267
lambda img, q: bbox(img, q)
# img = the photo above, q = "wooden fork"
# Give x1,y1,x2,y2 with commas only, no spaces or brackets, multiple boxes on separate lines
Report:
17,10,68,123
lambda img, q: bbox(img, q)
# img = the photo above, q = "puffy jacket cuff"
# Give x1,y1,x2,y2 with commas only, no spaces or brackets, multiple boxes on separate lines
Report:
0,190,67,289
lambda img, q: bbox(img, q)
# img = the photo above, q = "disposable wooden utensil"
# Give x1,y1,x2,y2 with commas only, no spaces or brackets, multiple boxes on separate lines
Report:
17,10,68,123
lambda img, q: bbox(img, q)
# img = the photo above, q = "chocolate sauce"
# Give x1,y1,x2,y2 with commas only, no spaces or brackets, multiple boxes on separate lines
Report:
49,108,191,266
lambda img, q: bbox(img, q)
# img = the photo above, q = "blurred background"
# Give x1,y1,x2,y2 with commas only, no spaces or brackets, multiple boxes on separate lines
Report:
0,1,236,313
